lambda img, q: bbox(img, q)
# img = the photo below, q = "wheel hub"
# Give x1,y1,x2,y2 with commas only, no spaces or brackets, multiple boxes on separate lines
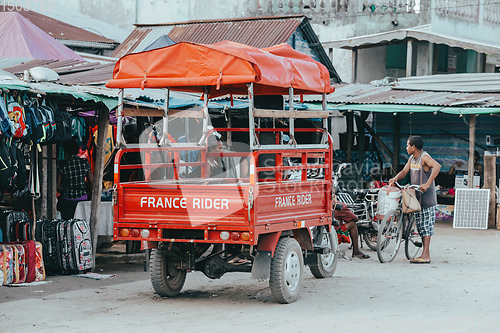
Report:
284,251,301,292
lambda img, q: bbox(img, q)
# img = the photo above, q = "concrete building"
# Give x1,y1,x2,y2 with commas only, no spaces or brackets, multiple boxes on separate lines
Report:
42,0,430,81
41,1,500,82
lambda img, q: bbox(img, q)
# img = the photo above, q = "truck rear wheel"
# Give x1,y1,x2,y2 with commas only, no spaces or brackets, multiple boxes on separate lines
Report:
309,226,338,278
150,249,186,297
269,237,304,304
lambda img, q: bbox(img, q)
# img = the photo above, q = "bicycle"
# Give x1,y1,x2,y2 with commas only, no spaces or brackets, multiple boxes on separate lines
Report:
376,182,423,263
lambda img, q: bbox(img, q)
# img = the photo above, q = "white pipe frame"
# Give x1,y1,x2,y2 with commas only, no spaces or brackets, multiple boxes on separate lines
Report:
198,86,210,146
289,87,295,145
161,88,170,146
116,89,124,147
248,83,256,150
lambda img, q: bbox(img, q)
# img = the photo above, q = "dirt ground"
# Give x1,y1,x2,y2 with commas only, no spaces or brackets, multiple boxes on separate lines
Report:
1,220,500,333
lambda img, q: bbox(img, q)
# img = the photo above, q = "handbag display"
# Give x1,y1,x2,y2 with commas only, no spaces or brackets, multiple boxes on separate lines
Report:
401,188,421,214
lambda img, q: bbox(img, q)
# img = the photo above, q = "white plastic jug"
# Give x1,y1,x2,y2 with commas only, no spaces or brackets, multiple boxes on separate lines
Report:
376,185,401,219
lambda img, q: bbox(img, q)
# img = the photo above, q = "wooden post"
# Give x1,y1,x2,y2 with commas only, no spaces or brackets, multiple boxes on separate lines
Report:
47,144,57,219
40,145,48,219
356,112,366,186
467,115,476,188
484,153,496,229
89,104,110,271
393,114,401,176
346,111,353,162
497,205,500,230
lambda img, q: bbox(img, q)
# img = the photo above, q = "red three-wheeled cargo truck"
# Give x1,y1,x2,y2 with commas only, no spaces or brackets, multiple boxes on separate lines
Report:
106,41,338,303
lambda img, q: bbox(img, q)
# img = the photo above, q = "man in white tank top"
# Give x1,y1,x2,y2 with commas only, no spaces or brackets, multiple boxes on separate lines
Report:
388,136,441,264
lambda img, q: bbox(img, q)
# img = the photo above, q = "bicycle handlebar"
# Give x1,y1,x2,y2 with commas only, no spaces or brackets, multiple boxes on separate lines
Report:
391,182,423,192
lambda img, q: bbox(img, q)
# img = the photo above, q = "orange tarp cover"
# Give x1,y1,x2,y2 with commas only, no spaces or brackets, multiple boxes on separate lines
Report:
106,41,333,97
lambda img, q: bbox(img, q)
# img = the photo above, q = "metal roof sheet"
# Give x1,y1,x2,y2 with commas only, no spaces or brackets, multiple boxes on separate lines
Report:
302,80,500,108
0,6,118,45
112,27,173,59
112,16,303,58
2,58,116,85
0,57,33,70
395,73,500,93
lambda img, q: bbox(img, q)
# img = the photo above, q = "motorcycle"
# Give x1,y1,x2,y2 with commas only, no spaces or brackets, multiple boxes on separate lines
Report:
332,163,379,250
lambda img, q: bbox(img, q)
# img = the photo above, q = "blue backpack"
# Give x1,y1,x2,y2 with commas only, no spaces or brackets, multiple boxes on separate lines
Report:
0,94,15,137
71,116,87,145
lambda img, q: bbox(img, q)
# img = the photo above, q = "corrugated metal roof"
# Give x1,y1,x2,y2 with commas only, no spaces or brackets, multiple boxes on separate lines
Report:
112,16,303,58
112,27,160,59
0,7,118,45
302,81,500,108
76,52,117,64
56,63,115,85
168,18,300,48
2,59,115,85
395,73,500,93
0,57,33,70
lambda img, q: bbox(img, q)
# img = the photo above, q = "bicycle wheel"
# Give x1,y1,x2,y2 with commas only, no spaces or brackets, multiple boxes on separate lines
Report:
362,221,378,251
376,210,403,263
404,214,423,260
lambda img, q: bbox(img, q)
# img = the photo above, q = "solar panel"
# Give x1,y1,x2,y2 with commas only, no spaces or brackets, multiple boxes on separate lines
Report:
453,188,490,229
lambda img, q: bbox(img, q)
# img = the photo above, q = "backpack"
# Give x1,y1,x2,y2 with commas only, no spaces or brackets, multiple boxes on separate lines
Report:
7,97,27,138
23,105,44,143
37,104,56,143
0,140,12,195
0,95,14,137
21,96,44,143
71,116,87,145
9,143,28,196
46,99,71,144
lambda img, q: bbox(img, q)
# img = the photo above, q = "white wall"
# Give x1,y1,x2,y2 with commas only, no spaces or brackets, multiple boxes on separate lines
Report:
357,46,387,84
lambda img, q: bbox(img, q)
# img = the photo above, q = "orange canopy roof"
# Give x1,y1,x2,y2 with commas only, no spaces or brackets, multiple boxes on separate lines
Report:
106,41,333,97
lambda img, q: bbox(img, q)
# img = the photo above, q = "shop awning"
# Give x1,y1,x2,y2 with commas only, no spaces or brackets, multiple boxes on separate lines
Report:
106,41,334,97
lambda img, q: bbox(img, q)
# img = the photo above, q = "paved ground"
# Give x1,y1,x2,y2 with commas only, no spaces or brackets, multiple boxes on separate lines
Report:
1,220,499,333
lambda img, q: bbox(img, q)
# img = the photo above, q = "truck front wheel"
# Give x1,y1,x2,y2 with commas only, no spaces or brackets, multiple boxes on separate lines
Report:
150,249,187,297
269,237,304,304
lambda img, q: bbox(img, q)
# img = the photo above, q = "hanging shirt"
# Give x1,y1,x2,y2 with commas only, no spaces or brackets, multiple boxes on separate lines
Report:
59,155,91,199
409,151,437,208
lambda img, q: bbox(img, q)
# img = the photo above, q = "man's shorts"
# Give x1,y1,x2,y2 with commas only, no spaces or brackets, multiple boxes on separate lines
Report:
334,202,358,223
413,205,436,237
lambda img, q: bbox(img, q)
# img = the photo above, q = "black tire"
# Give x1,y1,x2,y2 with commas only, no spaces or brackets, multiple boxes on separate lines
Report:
150,249,187,297
309,226,338,278
362,222,378,251
269,237,304,304
404,214,422,260
376,210,402,263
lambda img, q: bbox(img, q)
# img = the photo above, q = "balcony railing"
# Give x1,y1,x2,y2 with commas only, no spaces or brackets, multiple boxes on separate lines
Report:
249,0,428,16
435,0,479,23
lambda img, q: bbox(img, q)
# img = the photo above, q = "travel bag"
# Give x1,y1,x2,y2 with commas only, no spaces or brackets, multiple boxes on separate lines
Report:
4,240,37,283
60,219,93,272
0,244,14,284
37,219,92,274
0,210,30,242
0,244,22,284
36,219,63,274
14,220,32,242
11,244,26,283
34,241,46,281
